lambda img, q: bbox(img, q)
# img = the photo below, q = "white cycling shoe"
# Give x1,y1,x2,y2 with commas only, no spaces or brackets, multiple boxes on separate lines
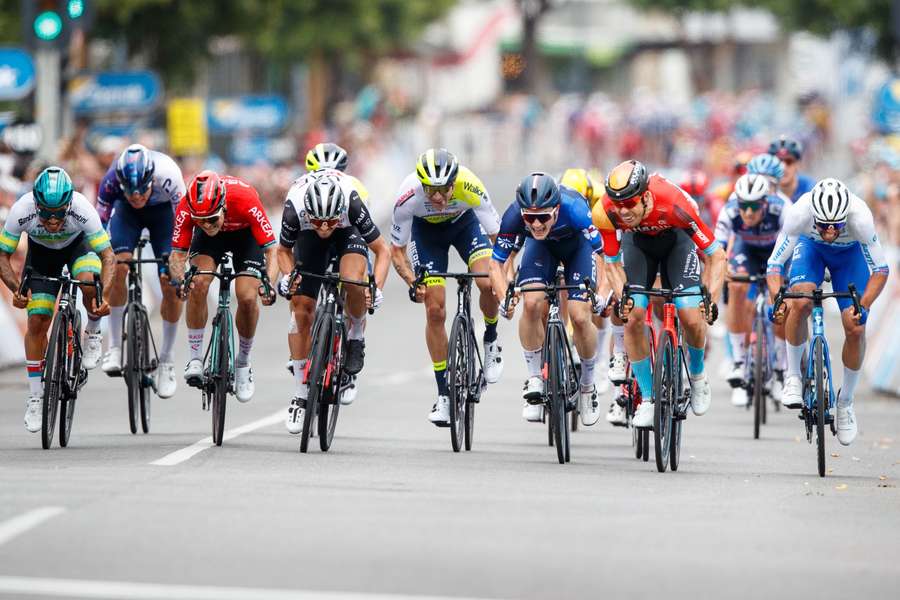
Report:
606,402,627,426
83,333,103,370
285,396,305,434
633,401,654,428
340,375,358,406
24,395,42,433
608,352,628,384
579,385,601,426
101,347,122,374
522,376,543,403
836,399,858,446
731,386,749,407
235,366,254,403
483,340,504,384
428,395,450,426
184,359,203,385
769,373,784,402
522,402,543,422
690,374,711,416
726,361,744,388
156,362,177,399
781,375,803,409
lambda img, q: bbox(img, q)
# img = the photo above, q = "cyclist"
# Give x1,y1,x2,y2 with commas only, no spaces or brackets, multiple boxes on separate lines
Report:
489,172,606,426
279,170,390,433
595,160,726,429
768,135,815,203
747,153,791,202
391,149,503,426
767,179,890,446
0,167,113,432
715,173,789,406
168,171,279,403
96,144,186,398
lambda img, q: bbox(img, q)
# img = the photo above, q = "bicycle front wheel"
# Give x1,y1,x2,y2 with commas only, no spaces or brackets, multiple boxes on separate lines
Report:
41,311,67,450
139,308,152,434
211,315,230,446
302,316,331,453
125,306,140,434
653,333,675,473
813,338,827,477
753,319,766,440
59,309,83,448
317,324,343,452
447,316,469,452
548,325,570,465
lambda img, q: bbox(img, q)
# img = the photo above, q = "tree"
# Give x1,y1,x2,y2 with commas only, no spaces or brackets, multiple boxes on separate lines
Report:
517,0,557,96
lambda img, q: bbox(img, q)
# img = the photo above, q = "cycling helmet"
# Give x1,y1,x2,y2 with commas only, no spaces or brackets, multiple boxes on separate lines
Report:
186,170,226,218
33,167,74,209
768,135,803,161
305,142,349,172
810,178,851,223
679,169,709,197
747,153,784,180
605,160,649,203
304,173,345,220
415,148,459,187
733,151,753,176
560,168,595,202
733,173,769,203
515,172,560,210
115,144,155,194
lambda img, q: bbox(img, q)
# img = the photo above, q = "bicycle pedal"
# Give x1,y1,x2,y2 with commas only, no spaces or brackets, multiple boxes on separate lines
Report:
615,395,628,408
104,368,123,378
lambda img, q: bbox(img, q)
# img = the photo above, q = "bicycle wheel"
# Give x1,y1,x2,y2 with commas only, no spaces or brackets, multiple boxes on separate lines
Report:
211,314,230,447
139,308,152,434
41,311,66,450
59,310,82,448
301,315,331,453
125,305,140,434
753,320,766,440
464,330,477,452
447,315,469,452
669,353,684,471
813,338,827,477
317,324,343,452
548,325,569,465
653,333,675,473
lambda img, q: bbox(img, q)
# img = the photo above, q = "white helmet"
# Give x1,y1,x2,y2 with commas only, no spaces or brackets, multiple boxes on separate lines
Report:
733,173,769,203
304,173,345,220
810,178,850,223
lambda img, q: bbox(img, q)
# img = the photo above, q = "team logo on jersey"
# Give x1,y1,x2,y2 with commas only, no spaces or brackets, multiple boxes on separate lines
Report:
396,189,415,206
249,206,273,237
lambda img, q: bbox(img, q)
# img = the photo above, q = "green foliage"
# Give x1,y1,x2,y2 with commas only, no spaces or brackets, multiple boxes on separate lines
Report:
0,0,21,44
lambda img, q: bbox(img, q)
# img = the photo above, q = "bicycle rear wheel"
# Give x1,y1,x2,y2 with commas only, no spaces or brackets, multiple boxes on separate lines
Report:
813,338,827,477
317,324,343,452
447,316,469,452
211,315,230,446
125,306,140,434
41,311,66,450
301,316,331,453
753,319,766,440
548,325,570,465
653,334,675,473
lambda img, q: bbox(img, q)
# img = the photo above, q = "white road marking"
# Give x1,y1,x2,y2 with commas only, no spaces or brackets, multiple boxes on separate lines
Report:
0,576,494,600
0,507,66,547
150,410,282,466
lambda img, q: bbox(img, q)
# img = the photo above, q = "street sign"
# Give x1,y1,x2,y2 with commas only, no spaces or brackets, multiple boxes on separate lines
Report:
230,136,295,165
0,48,36,100
167,98,209,156
69,71,162,114
207,95,289,134
1,122,43,154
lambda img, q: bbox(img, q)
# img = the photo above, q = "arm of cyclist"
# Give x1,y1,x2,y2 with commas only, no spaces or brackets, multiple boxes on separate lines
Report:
260,244,278,306
850,200,891,321
488,256,517,318
765,199,808,302
389,186,422,299
0,251,28,308
93,246,115,315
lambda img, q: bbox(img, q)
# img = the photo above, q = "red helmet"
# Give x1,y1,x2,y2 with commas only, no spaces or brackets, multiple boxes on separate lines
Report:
679,170,708,197
187,170,226,218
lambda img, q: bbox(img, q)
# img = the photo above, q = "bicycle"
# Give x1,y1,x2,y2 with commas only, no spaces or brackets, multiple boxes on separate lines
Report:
180,257,273,447
503,278,598,464
772,284,861,477
286,267,375,453
19,266,102,449
619,284,715,473
112,237,169,434
413,268,487,452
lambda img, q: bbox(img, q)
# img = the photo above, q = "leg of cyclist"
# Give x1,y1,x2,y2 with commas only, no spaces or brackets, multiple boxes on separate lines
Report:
182,253,216,384
148,203,181,398
517,238,556,422
102,202,141,374
725,244,752,406
230,234,273,403
73,250,104,370
339,248,369,376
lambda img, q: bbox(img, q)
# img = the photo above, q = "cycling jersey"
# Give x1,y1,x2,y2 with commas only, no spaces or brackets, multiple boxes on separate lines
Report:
714,193,787,249
493,187,602,264
593,174,721,263
0,192,110,254
391,166,499,246
280,170,381,247
97,151,186,224
171,176,275,251
767,191,889,277
788,173,815,203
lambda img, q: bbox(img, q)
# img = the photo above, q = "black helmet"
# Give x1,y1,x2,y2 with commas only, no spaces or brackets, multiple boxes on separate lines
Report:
515,172,560,210
605,160,649,203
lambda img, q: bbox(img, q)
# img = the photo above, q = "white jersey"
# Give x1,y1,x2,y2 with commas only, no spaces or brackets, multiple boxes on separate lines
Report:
390,166,500,246
97,150,186,223
284,170,358,232
767,191,890,275
0,192,111,253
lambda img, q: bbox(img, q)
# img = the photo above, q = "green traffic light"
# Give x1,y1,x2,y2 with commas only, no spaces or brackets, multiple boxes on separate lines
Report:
33,11,63,41
68,0,85,20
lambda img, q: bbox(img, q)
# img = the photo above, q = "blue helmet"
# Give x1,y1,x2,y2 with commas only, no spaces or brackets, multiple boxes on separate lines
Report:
747,153,784,180
115,144,155,194
33,167,74,210
515,172,560,210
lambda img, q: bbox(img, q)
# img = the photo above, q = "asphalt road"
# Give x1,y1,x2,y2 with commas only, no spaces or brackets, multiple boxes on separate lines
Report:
0,174,898,599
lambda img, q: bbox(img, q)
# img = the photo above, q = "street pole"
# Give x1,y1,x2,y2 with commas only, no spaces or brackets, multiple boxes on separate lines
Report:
35,46,61,158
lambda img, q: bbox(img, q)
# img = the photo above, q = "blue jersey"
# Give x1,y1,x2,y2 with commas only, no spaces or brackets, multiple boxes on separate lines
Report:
714,193,787,249
790,174,815,203
97,150,186,224
492,187,601,263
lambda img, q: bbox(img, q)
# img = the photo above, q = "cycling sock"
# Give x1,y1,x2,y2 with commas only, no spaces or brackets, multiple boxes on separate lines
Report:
840,366,860,406
26,360,43,396
159,319,178,363
786,340,804,378
687,344,705,377
187,328,204,361
523,347,543,378
723,328,734,362
433,360,449,397
774,337,787,371
728,332,746,364
631,357,653,400
483,315,498,343
292,359,308,398
108,306,124,349
596,326,610,369
611,324,625,354
348,314,365,341
85,316,101,335
579,353,597,388
235,335,254,368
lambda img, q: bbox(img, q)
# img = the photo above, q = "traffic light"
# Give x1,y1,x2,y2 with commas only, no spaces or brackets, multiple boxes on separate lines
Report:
67,0,85,20
21,0,92,47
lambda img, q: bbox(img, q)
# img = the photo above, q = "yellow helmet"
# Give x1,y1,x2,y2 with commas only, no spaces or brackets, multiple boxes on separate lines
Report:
560,168,598,207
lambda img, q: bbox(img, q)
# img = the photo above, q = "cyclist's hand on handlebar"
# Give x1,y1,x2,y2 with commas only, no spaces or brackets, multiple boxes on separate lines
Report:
767,301,787,324
617,296,634,321
259,281,277,306
701,300,718,325
408,281,426,303
372,287,384,310
92,296,111,317
500,293,519,320
852,304,869,325
277,274,293,299
12,289,30,309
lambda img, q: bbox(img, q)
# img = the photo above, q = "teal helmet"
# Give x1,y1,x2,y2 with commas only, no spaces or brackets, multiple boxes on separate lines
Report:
33,167,74,210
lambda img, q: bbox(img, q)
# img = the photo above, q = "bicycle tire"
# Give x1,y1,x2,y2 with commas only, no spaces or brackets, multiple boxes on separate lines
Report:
139,308,151,434
670,349,684,471
59,309,83,448
211,313,230,446
301,315,331,453
653,333,675,473
41,310,66,450
447,315,468,452
548,325,569,465
317,322,343,452
125,306,140,435
814,338,827,477
753,319,765,440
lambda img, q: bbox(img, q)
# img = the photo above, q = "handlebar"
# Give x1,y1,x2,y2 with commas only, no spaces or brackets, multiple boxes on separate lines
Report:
772,283,861,318
176,265,274,303
617,284,715,324
19,267,103,307
500,277,598,316
727,273,765,284
288,268,375,314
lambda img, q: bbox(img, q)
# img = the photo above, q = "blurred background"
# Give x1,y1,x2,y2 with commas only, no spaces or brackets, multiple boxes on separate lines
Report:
0,0,899,390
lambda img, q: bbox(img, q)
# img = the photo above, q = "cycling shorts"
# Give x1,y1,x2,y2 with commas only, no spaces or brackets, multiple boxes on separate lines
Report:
517,234,596,302
622,229,702,309
109,202,173,272
408,211,491,286
292,227,368,299
729,239,776,301
788,237,870,312
189,228,265,274
24,234,101,316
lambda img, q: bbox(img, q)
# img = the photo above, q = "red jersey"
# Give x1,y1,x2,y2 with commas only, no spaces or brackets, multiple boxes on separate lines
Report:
593,174,720,261
171,176,276,251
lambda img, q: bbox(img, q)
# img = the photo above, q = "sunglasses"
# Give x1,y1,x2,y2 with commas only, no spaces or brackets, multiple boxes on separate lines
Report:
119,181,152,196
815,220,846,232
613,195,642,209
191,211,223,224
424,184,453,196
37,207,69,220
310,217,341,229
521,210,556,224
738,201,763,212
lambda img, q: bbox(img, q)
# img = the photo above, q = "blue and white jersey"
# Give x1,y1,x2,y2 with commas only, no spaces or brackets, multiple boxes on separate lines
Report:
767,190,890,276
714,193,787,249
789,173,816,203
493,187,601,263
97,150,186,224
